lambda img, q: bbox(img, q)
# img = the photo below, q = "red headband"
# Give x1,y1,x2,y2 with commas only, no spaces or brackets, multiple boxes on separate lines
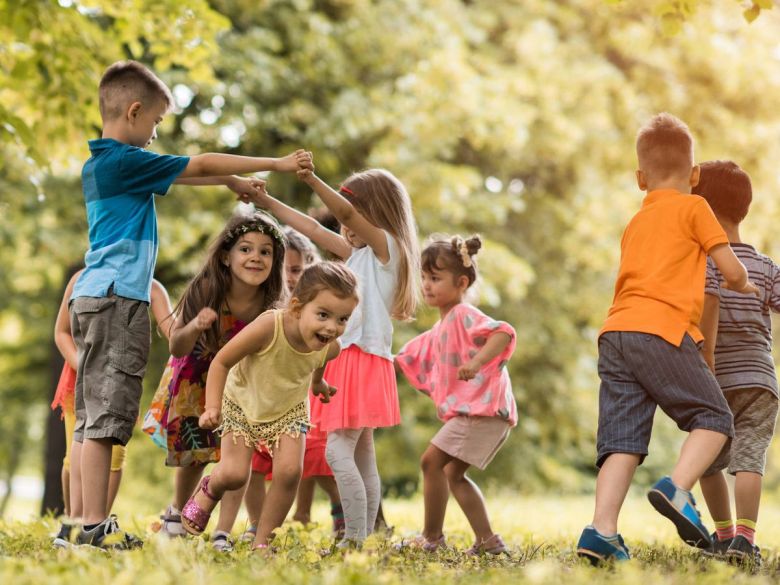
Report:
339,185,355,197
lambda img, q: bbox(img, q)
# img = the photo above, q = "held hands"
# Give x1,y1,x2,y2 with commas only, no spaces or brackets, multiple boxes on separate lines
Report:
275,149,314,173
228,175,266,203
199,407,222,430
191,307,219,332
722,279,760,296
457,359,482,381
312,380,337,403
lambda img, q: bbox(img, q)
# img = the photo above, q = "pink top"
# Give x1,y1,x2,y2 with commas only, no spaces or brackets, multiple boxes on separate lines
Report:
396,303,517,426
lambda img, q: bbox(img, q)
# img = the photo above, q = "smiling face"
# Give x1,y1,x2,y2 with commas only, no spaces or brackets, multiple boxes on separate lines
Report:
421,266,468,311
293,289,358,351
127,99,168,148
225,232,275,289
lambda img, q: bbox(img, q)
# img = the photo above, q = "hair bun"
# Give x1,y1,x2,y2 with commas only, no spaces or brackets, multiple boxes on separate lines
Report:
464,235,482,256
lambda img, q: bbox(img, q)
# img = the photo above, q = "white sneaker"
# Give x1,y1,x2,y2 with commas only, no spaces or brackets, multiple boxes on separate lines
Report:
160,506,186,537
211,530,234,552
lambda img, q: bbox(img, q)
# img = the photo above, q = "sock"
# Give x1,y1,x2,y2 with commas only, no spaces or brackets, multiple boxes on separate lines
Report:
714,519,735,541
736,519,756,545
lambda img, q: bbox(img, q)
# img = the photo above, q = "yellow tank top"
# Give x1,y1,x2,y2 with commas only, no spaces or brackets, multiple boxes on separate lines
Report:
223,309,330,424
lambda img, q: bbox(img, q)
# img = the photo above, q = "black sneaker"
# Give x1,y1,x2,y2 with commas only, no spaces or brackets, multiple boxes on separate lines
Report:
701,532,732,558
52,519,80,549
76,515,143,550
726,535,762,567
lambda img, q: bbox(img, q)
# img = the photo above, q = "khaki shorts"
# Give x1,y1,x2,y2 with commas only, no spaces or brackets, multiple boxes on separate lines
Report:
704,388,779,476
70,293,150,446
431,416,510,470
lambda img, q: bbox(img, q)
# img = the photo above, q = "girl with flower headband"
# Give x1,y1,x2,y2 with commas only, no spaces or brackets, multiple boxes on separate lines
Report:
248,166,420,547
395,234,517,555
143,210,287,551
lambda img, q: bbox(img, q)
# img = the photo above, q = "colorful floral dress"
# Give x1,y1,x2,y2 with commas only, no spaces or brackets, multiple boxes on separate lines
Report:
142,309,246,466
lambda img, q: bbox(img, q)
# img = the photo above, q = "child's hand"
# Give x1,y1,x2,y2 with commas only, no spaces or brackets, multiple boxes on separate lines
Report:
723,279,760,296
275,149,313,173
244,178,274,208
192,308,219,332
457,360,481,381
199,407,222,430
228,175,265,203
312,380,337,403
297,167,315,184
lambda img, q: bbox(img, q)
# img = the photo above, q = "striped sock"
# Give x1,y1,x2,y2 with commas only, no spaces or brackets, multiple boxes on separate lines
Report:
736,519,756,545
714,519,735,541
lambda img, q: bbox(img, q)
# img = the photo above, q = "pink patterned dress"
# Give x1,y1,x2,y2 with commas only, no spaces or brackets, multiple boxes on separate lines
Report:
396,303,518,426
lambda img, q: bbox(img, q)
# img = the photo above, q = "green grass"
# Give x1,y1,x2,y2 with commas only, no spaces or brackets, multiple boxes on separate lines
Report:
2,493,780,584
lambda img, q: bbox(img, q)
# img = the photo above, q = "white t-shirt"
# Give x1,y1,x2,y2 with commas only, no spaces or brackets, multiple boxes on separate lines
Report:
340,230,400,360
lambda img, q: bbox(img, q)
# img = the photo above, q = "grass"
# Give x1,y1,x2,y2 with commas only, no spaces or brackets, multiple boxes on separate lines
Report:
2,491,780,584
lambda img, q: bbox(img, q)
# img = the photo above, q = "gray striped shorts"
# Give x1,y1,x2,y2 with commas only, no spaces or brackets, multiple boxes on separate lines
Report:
703,388,778,476
596,331,734,468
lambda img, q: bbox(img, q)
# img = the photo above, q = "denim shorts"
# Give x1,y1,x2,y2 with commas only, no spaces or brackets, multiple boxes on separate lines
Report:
596,331,734,468
70,292,150,446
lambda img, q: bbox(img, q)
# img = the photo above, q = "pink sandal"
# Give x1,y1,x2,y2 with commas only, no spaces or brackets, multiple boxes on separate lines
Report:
181,475,218,535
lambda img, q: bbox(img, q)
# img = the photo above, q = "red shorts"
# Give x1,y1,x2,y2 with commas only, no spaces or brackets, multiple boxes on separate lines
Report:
250,432,332,479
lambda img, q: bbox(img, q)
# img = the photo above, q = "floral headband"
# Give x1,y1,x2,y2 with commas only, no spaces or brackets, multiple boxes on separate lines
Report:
224,221,285,247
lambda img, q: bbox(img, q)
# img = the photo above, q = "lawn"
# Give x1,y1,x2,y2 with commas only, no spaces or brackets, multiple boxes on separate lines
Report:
2,491,780,584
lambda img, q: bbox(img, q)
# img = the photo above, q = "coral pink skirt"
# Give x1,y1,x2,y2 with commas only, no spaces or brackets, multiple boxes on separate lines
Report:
314,345,400,432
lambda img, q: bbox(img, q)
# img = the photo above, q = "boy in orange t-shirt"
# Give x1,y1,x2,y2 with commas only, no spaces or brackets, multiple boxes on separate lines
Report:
576,113,758,565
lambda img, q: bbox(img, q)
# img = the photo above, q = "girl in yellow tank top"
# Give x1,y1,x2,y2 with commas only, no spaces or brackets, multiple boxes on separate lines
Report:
181,262,359,551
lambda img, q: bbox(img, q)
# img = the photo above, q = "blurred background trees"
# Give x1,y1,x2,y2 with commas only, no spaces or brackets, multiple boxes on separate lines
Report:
2,0,780,516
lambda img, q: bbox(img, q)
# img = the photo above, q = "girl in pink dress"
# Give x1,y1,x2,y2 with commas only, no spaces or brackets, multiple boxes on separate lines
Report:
250,169,420,546
395,235,517,555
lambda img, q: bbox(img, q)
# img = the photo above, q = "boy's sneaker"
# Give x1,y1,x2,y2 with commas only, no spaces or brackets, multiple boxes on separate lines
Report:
647,476,711,549
211,530,234,552
52,519,80,549
701,533,732,558
576,526,630,565
726,535,762,567
76,515,143,550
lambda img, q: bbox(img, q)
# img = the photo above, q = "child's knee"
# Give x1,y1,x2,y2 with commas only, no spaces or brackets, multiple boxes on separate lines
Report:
219,466,250,491
420,451,443,474
444,465,466,484
273,465,302,490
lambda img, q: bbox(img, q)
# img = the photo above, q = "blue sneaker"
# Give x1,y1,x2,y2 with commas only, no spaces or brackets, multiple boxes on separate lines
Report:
647,476,711,549
576,526,630,565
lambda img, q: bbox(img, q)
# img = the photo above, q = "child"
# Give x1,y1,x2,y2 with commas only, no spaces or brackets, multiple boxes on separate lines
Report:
181,262,360,551
143,211,287,552
692,161,779,565
249,167,420,546
395,235,517,554
576,113,758,564
242,229,346,541
52,268,172,548
69,59,311,548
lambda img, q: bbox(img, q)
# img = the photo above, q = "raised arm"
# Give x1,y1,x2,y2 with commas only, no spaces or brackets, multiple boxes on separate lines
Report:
54,270,82,371
700,293,720,373
200,312,276,429
249,184,351,260
708,244,759,295
178,150,312,179
150,279,175,341
298,171,389,263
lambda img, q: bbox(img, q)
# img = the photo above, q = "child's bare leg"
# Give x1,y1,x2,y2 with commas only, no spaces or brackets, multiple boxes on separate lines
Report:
254,434,304,547
69,440,83,519
420,444,451,541
106,469,122,514
293,478,316,523
81,438,112,525
174,464,206,510
592,453,640,536
244,472,267,528
316,475,341,505
700,471,732,524
190,433,253,514
216,484,249,534
734,472,761,524
445,458,493,542
62,467,71,518
670,429,728,490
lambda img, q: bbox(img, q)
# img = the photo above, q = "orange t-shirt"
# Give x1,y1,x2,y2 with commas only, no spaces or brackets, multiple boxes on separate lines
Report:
600,189,728,346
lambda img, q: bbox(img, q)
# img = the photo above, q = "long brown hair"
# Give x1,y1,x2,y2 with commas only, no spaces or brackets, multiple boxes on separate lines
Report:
340,169,420,321
175,211,287,353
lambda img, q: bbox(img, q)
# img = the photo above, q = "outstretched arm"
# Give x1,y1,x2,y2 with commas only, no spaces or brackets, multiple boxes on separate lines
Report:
298,170,390,263
200,312,276,428
248,181,352,260
178,149,312,178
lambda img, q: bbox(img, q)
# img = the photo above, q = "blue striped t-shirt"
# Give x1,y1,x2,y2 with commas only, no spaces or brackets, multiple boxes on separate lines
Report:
706,243,780,397
71,139,189,303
